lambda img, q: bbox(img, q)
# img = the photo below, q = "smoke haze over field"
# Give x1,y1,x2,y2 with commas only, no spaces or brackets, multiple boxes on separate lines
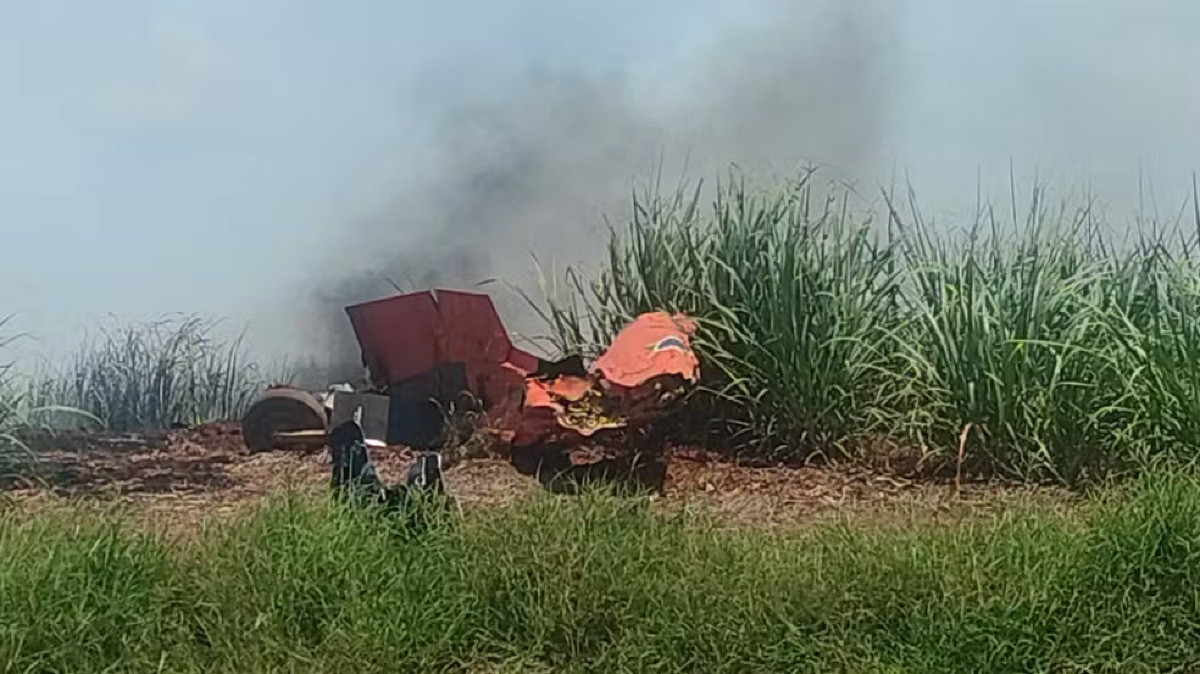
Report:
1,1,1199,368
307,0,900,369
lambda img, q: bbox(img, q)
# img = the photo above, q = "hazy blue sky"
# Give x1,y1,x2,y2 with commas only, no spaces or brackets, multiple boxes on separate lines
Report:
2,1,1198,363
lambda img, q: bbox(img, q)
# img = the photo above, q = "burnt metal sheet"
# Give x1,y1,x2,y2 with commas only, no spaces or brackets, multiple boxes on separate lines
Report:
344,291,440,389
344,289,540,390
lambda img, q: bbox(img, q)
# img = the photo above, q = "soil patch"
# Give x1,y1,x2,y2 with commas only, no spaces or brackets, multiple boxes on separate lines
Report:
2,425,1076,536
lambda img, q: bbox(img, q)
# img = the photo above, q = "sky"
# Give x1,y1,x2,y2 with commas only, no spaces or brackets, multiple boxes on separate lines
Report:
1,0,1198,367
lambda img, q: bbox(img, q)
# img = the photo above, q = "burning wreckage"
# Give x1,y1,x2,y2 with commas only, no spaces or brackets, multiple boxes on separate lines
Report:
240,289,700,507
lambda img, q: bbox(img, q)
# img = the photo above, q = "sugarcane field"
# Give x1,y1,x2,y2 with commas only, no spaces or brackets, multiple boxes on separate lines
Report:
5,2,1200,672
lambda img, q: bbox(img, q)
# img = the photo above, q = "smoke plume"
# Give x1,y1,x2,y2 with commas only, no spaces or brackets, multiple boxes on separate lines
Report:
303,0,899,381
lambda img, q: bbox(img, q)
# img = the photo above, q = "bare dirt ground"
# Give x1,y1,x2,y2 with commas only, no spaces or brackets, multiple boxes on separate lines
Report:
0,424,1076,536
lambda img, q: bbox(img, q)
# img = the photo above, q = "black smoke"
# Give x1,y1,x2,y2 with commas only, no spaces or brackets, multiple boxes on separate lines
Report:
303,0,900,382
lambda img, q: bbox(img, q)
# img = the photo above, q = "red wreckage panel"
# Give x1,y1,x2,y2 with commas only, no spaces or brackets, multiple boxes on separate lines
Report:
343,289,699,449
592,312,700,388
344,289,538,388
510,311,701,445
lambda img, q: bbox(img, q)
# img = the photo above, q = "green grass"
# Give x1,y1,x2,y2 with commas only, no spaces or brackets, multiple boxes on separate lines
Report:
537,169,1200,484
31,315,272,432
0,317,59,476
0,317,30,472
5,472,1200,672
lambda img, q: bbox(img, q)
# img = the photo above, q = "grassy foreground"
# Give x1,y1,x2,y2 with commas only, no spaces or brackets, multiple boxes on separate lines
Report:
4,473,1200,672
